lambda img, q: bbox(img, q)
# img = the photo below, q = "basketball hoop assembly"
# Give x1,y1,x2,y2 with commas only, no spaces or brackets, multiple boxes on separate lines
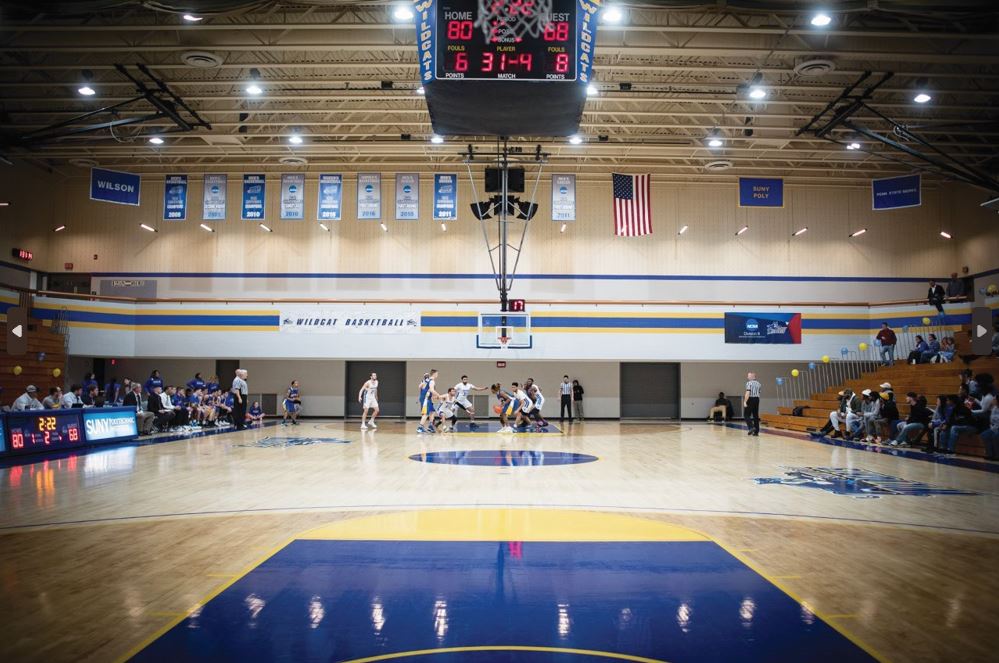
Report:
475,0,555,43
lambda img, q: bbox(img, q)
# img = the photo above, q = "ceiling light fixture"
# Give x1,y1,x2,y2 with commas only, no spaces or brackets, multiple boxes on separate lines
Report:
199,223,215,233
736,225,749,236
0,202,11,207
416,86,425,95
259,223,272,232
246,83,263,95
430,134,444,144
708,137,723,148
568,135,583,145
319,223,330,232
182,14,203,22
139,224,157,233
440,222,447,231
586,84,598,97
148,136,164,145
392,5,415,21
850,228,867,237
78,85,96,96
749,86,767,100
379,223,388,232
288,134,304,145
913,92,932,104
792,227,808,236
939,231,952,239
601,6,624,23
53,225,66,232
811,12,832,27
847,142,861,150
678,225,688,235
560,223,567,233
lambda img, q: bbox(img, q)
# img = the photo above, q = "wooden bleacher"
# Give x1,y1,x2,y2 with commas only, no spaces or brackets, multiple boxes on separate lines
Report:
762,355,999,458
0,316,69,405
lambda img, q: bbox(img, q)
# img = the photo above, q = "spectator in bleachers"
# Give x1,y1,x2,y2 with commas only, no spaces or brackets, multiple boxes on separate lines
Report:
144,369,164,395
946,272,966,299
971,375,995,425
937,337,956,363
908,335,928,364
42,387,63,409
920,334,941,364
873,389,899,443
942,394,978,455
992,322,999,356
875,322,898,366
83,372,99,393
858,389,881,442
927,280,946,317
62,384,83,408
981,399,999,461
12,385,44,411
891,393,932,447
958,384,979,411
960,369,979,398
706,392,733,422
925,395,950,454
815,389,860,439
81,384,99,407
124,383,155,435
149,385,175,432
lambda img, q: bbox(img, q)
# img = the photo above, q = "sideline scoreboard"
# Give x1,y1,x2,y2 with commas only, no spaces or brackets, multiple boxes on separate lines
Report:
415,0,602,136
1,407,139,458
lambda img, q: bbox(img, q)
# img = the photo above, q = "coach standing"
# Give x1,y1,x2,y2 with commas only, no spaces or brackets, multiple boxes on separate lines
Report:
559,375,572,422
232,368,249,431
743,372,762,436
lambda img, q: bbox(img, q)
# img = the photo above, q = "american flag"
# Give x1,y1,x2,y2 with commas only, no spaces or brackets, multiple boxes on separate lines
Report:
612,173,652,236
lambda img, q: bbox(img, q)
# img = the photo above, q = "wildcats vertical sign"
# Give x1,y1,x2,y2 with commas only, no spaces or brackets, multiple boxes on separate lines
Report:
433,174,457,220
163,174,188,220
241,174,266,220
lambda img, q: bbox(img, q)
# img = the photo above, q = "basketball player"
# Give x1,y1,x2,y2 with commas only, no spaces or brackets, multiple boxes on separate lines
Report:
282,380,301,425
490,383,516,433
454,375,488,427
528,384,549,429
358,372,379,430
436,387,458,432
417,369,440,434
514,382,533,429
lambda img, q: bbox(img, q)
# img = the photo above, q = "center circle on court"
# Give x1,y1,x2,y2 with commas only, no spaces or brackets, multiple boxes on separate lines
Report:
411,450,598,467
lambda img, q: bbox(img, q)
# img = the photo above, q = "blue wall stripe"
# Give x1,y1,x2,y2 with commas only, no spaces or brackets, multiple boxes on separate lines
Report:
31,308,279,327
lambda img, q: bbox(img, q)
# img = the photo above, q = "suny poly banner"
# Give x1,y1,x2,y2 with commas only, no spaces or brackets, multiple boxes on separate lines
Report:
738,177,783,207
725,312,802,344
90,167,141,206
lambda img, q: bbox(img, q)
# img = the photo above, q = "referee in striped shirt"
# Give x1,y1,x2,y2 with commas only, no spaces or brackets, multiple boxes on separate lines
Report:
744,372,762,436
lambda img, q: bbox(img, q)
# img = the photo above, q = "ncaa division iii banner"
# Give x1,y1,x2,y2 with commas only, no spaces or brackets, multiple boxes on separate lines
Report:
280,173,305,220
725,312,802,344
280,310,421,334
552,174,576,221
163,174,188,221
203,174,227,220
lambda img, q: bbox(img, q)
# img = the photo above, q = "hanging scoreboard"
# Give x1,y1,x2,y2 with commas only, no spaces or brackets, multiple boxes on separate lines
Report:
415,0,602,136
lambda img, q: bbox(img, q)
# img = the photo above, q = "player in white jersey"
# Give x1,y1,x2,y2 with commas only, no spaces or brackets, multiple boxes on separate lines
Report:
528,384,549,429
513,383,532,430
453,375,488,428
435,388,458,432
358,372,379,430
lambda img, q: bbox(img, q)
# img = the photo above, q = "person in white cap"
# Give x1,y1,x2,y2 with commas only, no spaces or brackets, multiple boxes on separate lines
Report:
879,382,894,400
12,385,44,411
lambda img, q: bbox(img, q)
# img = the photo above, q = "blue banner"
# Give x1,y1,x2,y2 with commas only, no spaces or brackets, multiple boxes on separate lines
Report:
433,173,457,220
202,174,227,220
725,312,802,344
90,167,141,206
163,174,188,220
280,173,305,220
872,174,920,210
241,174,266,220
317,174,343,221
82,408,139,443
738,177,783,207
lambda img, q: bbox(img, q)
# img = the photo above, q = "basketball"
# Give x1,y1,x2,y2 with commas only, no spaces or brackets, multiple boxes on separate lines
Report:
493,405,503,414
922,316,932,325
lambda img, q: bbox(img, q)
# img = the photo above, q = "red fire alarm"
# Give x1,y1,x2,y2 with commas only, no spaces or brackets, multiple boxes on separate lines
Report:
496,361,506,368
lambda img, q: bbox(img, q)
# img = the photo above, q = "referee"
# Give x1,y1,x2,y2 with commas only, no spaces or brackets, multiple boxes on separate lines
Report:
559,375,572,422
231,368,249,431
743,372,762,436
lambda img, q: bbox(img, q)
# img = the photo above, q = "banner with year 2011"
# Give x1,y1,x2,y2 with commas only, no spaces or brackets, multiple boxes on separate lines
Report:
395,173,419,220
357,173,381,220
280,173,305,220
241,174,266,220
552,174,576,221
162,174,188,221
202,174,227,220
433,174,457,220
317,174,343,221
872,174,920,210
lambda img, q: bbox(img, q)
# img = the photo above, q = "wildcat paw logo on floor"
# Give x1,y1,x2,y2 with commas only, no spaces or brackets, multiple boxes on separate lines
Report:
236,436,350,448
754,467,979,498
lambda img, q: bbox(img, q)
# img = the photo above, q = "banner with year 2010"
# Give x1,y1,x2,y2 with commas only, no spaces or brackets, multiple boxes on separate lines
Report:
163,174,188,221
203,174,227,220
280,173,305,220
241,174,266,220
395,173,419,220
552,174,576,221
433,174,458,221
357,173,381,220
317,174,343,221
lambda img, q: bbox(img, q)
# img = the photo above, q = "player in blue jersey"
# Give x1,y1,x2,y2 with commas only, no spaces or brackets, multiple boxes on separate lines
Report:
283,380,302,425
417,370,440,433
144,370,163,395
187,372,206,391
248,401,264,426
490,383,518,433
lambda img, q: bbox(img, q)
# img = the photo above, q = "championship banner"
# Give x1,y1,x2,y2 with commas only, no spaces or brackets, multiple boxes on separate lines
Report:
163,174,188,221
90,167,141,206
738,177,783,207
552,174,576,221
280,310,420,334
202,174,227,220
241,174,266,220
357,173,381,220
872,174,920,210
317,174,343,221
724,312,802,344
395,173,420,220
433,173,457,220
280,173,305,220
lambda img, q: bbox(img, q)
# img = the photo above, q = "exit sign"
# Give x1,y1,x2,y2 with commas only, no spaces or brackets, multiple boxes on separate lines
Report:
496,361,507,368
11,247,33,262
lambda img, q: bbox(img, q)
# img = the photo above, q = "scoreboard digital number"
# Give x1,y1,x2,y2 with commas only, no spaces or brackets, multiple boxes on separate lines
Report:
436,0,578,81
7,411,83,455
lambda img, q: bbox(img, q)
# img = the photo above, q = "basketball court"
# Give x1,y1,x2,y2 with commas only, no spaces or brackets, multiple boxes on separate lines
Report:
1,1,998,662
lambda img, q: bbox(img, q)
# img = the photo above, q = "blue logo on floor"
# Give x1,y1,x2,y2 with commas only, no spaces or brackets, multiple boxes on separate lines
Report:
754,467,979,498
236,436,351,448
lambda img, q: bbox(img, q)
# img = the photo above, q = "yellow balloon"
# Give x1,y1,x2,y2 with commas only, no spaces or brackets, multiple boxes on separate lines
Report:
858,342,868,351
821,355,830,363
791,369,800,377
922,316,931,325
13,365,23,375
52,368,62,378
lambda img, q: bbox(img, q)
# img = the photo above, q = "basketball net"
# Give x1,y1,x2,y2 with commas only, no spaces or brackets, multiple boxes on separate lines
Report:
476,0,554,42
498,336,510,350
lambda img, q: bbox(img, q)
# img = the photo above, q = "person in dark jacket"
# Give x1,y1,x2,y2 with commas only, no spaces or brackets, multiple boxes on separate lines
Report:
572,380,585,422
925,395,951,454
907,335,928,364
943,394,977,455
927,280,946,316
875,322,898,366
890,393,932,447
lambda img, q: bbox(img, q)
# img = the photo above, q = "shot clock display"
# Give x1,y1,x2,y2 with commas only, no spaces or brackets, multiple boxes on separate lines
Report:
435,0,578,81
6,410,83,455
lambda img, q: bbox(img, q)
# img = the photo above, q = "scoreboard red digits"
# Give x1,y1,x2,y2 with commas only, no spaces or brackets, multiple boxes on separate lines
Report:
436,0,577,81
